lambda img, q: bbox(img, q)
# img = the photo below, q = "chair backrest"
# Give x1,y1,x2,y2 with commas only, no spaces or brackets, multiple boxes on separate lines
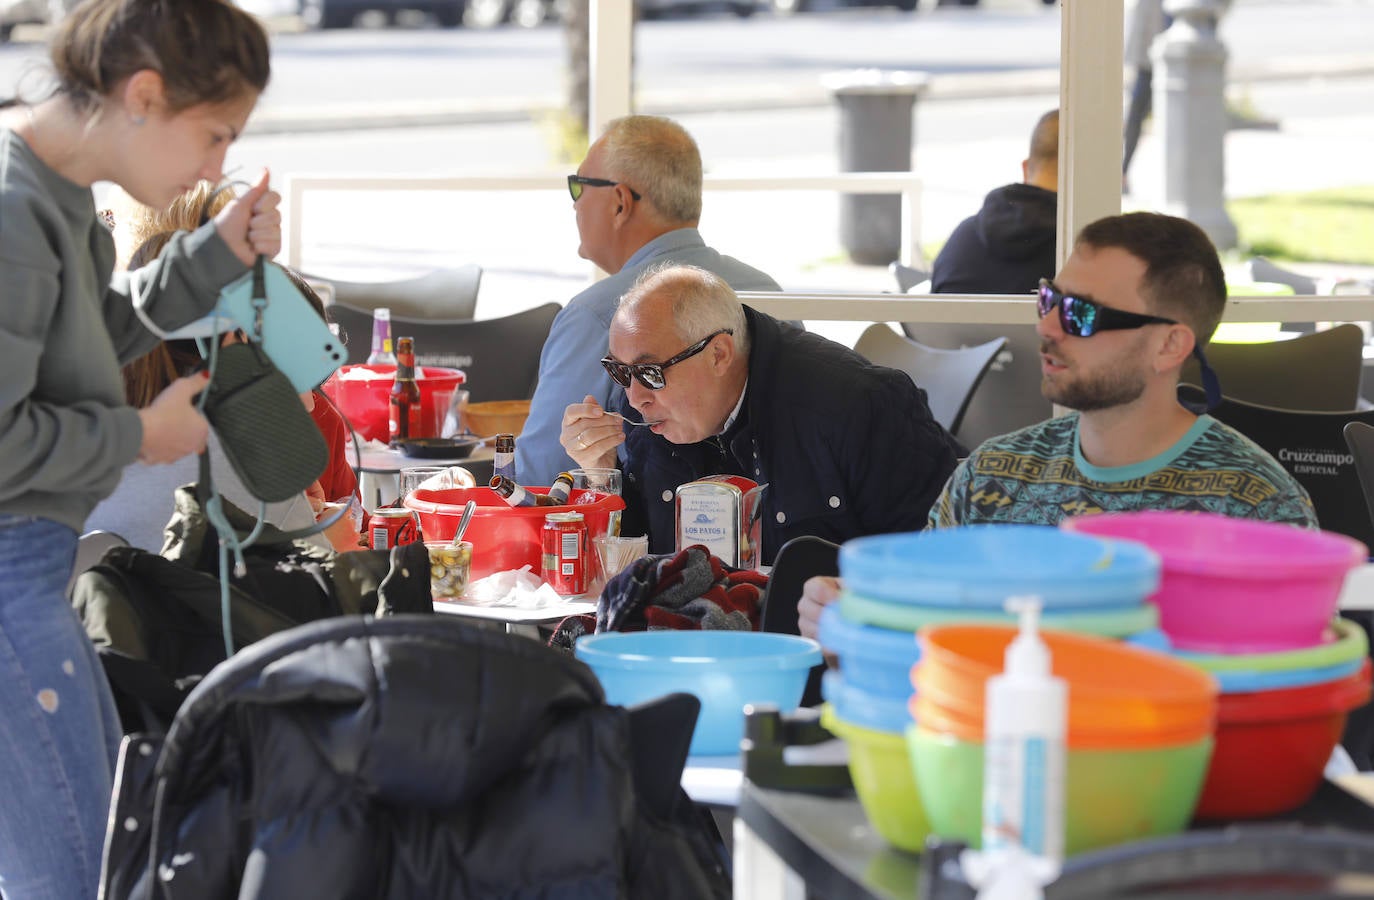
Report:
308,265,482,321
1181,385,1374,547
855,323,1007,437
1180,324,1366,412
1346,421,1374,539
901,321,1052,449
329,302,560,403
67,529,127,599
760,535,840,708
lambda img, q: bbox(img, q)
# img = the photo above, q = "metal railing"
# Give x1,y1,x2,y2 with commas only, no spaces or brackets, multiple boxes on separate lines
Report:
283,171,925,272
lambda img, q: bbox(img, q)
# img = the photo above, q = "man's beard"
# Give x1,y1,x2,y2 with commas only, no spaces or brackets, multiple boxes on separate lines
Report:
1040,342,1147,412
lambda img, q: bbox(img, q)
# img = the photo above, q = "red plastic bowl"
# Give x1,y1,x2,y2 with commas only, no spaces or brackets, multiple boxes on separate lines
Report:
1194,659,1371,820
405,486,626,582
1063,511,1367,653
322,363,466,444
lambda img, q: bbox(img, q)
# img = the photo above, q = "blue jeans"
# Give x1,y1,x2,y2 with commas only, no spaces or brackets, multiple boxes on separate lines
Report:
0,516,121,900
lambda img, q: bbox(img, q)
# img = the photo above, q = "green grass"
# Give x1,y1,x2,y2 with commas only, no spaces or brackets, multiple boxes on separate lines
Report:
1229,185,1374,266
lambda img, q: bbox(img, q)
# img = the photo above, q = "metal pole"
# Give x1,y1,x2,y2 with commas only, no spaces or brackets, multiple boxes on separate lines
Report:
1156,0,1238,249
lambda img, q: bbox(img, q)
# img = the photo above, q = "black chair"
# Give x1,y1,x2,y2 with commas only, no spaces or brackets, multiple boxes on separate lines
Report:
761,535,840,708
854,324,1006,438
1180,385,1374,548
889,261,931,293
100,616,729,899
329,302,560,403
901,321,1053,449
1348,421,1374,532
307,265,482,321
1180,324,1366,412
66,529,127,599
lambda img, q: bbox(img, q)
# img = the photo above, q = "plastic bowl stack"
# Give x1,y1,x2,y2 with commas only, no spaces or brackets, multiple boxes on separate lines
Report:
574,631,822,757
910,625,1218,855
1063,511,1371,818
817,525,1167,852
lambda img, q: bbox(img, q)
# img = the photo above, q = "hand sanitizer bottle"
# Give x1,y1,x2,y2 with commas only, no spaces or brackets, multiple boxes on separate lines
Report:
981,596,1067,864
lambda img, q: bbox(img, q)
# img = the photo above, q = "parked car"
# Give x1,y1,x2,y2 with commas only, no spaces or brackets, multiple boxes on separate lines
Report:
463,0,561,28
297,0,466,28
639,0,759,17
0,0,57,40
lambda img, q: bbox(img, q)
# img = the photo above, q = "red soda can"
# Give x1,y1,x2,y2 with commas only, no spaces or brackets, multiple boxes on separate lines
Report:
369,507,419,550
541,511,587,595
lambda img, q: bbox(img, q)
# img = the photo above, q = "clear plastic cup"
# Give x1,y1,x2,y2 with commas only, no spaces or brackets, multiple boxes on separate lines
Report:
426,540,473,599
594,534,648,584
570,467,622,497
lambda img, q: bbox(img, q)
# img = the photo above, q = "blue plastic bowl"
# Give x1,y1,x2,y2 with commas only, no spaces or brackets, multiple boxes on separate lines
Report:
840,525,1160,609
817,603,921,698
822,670,912,734
575,631,823,756
1184,656,1365,694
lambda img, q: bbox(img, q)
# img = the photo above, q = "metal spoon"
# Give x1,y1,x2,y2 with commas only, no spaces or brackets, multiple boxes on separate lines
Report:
450,499,477,547
608,412,657,427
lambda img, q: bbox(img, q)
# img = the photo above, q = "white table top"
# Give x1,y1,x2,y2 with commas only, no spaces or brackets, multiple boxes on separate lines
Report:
432,596,595,624
1339,563,1374,611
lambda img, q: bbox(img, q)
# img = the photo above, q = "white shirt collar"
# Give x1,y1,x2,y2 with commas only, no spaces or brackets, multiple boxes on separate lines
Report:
719,378,748,435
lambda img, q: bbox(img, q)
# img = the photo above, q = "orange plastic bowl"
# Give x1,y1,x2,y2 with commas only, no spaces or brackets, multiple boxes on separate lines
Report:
909,690,1214,750
405,486,625,581
323,363,466,444
1195,659,1372,820
913,624,1218,748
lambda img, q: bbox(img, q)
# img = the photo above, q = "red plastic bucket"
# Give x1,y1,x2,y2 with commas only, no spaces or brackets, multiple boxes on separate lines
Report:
1194,659,1372,819
405,486,626,581
322,363,466,444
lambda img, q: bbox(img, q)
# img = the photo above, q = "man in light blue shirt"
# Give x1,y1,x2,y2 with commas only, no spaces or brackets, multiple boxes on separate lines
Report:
517,115,780,484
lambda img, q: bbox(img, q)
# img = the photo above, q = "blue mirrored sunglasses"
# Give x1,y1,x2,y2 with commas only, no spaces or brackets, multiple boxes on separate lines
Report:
1037,278,1178,337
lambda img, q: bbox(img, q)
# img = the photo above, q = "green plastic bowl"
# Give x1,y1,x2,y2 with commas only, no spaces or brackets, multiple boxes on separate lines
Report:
1176,617,1367,673
906,725,1213,856
822,705,931,853
840,590,1159,639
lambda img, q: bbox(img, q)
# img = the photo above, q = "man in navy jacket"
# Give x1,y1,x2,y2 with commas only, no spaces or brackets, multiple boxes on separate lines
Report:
559,265,959,565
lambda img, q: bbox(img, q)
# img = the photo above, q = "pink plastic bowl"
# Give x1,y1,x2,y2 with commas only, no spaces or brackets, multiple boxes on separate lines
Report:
1063,511,1366,653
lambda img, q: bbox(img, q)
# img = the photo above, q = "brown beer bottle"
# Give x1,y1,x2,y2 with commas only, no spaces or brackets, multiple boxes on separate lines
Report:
489,475,558,508
388,336,422,446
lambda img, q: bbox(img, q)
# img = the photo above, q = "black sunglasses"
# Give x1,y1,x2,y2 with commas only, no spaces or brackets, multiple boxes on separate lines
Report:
1037,278,1178,337
601,329,733,391
567,174,642,203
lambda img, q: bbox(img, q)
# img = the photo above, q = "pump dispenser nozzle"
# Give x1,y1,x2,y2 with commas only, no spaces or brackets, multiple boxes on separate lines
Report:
1003,595,1051,679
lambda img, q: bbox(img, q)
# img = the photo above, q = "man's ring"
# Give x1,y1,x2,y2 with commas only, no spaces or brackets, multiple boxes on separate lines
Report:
577,433,587,449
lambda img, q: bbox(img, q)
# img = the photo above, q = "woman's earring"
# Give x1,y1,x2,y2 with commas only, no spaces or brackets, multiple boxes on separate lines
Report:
131,115,145,126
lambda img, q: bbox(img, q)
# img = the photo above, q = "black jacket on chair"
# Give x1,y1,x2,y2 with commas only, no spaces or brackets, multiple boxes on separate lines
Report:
101,615,728,900
620,306,960,564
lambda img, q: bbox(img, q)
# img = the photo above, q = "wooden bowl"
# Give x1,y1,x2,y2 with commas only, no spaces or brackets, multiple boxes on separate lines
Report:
462,399,531,438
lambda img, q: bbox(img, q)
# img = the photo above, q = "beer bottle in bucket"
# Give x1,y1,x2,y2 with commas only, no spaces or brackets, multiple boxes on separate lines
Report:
388,336,422,446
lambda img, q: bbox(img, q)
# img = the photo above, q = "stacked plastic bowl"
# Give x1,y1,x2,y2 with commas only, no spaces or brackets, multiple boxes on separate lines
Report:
818,525,1168,852
1063,511,1371,818
910,625,1218,855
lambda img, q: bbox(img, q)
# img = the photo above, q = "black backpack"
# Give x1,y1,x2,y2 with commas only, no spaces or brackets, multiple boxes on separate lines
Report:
72,488,432,734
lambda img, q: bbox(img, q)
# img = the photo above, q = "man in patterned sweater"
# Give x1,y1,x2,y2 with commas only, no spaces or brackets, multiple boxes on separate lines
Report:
926,211,1314,528
799,211,1314,641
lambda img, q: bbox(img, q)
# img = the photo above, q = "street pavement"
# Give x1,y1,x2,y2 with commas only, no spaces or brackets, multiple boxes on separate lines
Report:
271,59,1374,340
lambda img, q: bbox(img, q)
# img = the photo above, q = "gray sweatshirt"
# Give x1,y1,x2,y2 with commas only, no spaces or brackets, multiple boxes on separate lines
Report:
0,129,245,531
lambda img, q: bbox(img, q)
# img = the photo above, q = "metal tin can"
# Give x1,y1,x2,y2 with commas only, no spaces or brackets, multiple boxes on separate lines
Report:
541,511,588,595
674,475,767,569
369,507,419,550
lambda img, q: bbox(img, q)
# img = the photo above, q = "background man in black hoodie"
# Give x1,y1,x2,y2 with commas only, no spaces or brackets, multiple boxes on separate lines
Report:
929,109,1059,295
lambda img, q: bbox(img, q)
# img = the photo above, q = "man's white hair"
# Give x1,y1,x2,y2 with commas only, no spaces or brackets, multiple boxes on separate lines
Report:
618,264,749,357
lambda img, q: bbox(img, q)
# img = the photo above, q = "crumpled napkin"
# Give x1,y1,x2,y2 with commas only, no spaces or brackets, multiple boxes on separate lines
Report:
461,565,564,608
